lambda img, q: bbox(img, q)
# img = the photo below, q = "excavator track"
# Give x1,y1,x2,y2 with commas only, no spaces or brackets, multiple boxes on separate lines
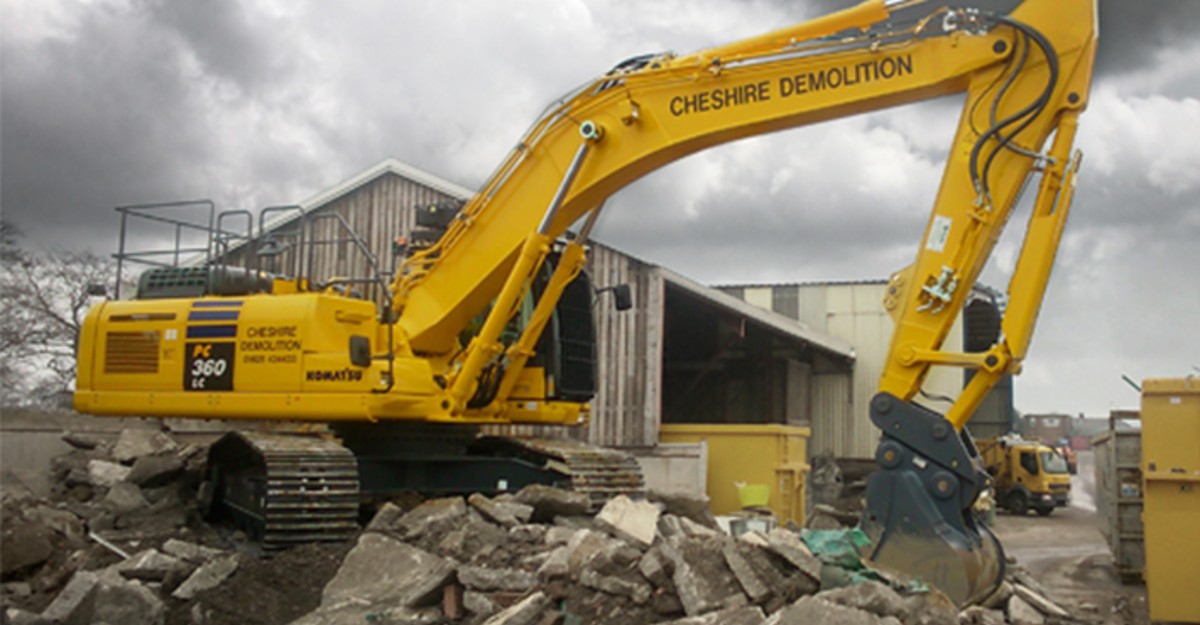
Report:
206,432,360,549
489,437,646,509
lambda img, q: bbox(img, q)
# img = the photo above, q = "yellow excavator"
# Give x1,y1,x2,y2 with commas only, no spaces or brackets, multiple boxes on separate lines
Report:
74,0,1096,607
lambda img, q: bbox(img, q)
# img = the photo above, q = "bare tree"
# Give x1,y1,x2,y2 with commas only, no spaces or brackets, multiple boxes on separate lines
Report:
0,221,118,407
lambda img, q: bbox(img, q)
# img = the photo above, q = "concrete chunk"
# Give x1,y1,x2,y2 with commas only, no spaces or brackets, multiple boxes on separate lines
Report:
514,484,591,520
458,565,537,592
464,591,498,617
396,496,468,540
321,533,455,609
722,542,773,604
87,460,130,488
480,591,551,625
125,455,184,488
665,536,747,616
172,554,239,600
764,529,821,581
655,605,767,625
958,606,1006,625
113,549,188,582
160,538,224,564
537,546,570,581
469,492,534,527
595,495,661,548
89,578,165,625
112,430,178,464
1007,595,1045,625
638,544,675,588
41,571,102,624
101,482,149,513
647,489,719,529
816,580,907,619
767,596,892,625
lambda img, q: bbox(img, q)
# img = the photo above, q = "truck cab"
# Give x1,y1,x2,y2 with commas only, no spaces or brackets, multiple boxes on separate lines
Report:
980,436,1072,516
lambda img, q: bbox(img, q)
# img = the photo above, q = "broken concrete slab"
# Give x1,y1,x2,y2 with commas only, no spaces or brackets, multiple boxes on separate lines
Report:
465,590,498,617
579,568,653,605
664,536,748,616
289,603,444,625
171,554,239,600
40,570,119,624
86,460,130,488
638,544,675,589
722,541,774,605
537,546,570,581
112,430,178,464
458,565,538,592
1007,595,1045,625
125,455,184,488
816,581,907,619
544,526,579,547
1,520,55,577
436,514,510,563
764,529,822,581
112,548,188,582
364,501,404,533
509,523,547,544
958,606,1006,625
469,492,534,527
101,482,149,513
767,596,898,625
60,432,101,451
89,577,166,625
321,533,455,609
654,605,767,625
514,484,591,521
595,495,661,548
160,538,224,564
480,591,551,625
647,489,719,530
2,468,54,500
395,496,468,540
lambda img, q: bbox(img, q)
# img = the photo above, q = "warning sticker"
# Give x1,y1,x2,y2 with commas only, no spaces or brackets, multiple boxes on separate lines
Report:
926,215,952,253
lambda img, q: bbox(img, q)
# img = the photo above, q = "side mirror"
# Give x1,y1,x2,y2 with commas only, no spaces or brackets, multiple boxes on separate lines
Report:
595,284,633,311
611,284,633,311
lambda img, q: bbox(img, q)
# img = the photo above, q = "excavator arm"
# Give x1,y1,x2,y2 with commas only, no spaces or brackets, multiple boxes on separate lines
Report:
390,0,1095,604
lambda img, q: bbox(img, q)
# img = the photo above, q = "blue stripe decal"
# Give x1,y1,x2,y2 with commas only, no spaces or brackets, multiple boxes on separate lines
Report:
192,300,244,308
186,325,238,339
188,310,240,321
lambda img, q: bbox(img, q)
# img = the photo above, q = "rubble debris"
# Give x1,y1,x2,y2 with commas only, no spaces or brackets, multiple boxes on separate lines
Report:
514,484,591,520
458,565,537,592
160,538,225,564
319,533,455,610
469,492,534,528
101,481,149,513
172,554,239,600
86,459,130,488
1,521,55,578
646,489,719,529
1006,595,1045,625
88,576,167,625
767,595,900,625
125,454,184,487
595,494,661,547
959,606,1008,625
656,605,767,625
111,429,179,464
480,590,551,625
60,432,101,451
664,536,747,616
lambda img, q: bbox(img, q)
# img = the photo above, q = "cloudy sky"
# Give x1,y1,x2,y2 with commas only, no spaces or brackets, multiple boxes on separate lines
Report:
3,0,1198,417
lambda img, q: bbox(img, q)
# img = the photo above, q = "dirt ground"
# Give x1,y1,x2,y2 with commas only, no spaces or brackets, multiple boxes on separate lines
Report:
990,450,1149,625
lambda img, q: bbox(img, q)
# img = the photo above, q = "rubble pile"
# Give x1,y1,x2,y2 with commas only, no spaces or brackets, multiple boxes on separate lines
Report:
2,428,1080,625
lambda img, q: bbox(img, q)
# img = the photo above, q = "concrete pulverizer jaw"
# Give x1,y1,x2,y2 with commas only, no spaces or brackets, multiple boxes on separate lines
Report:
858,392,1005,607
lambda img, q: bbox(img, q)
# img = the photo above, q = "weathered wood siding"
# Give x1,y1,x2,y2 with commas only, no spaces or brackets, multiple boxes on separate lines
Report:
221,172,452,303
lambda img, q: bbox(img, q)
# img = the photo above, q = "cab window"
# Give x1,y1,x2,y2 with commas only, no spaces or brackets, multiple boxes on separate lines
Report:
1019,451,1039,475
1040,451,1069,475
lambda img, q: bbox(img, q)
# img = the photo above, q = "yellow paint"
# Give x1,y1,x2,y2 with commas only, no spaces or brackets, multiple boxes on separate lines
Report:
1140,378,1200,623
660,424,810,524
